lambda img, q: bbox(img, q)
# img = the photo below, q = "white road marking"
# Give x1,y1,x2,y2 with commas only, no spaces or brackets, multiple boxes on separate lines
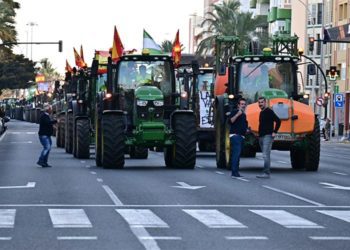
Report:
80,161,86,164
332,172,348,176
7,132,20,134
0,209,16,228
130,226,161,250
309,236,350,240
263,185,324,206
250,210,323,228
116,209,168,228
225,236,268,240
57,236,97,240
85,165,91,168
0,182,36,189
102,185,123,206
49,209,92,228
9,141,32,144
26,132,36,135
171,182,205,190
97,178,103,182
0,131,6,142
215,171,225,175
183,209,246,228
277,160,288,164
317,210,350,223
196,165,204,169
138,237,182,240
90,171,97,175
232,177,250,182
0,237,12,240
320,182,350,190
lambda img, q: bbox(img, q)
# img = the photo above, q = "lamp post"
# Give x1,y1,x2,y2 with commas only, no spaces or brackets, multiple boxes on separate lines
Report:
26,22,37,61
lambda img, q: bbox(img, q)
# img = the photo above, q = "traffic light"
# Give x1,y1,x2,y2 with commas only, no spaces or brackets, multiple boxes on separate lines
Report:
308,37,315,52
329,66,337,77
58,40,63,52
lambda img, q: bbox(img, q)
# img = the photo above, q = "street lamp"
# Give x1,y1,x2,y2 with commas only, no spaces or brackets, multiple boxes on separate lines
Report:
26,22,38,61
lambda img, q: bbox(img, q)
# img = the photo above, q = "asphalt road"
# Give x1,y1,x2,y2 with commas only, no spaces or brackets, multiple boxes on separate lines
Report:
0,120,349,250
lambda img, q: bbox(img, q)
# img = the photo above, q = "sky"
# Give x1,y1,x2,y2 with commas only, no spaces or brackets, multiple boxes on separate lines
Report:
13,0,249,75
13,0,203,75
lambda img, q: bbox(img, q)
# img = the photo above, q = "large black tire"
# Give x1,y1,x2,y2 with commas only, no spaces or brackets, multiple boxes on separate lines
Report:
305,117,320,171
95,116,102,167
215,111,230,169
164,113,197,169
75,118,90,159
65,113,73,154
56,117,62,148
198,140,215,152
60,115,66,148
290,146,305,169
130,146,148,159
102,114,125,168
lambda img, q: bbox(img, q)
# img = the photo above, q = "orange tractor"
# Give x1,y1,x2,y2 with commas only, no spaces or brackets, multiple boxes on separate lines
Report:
214,35,326,171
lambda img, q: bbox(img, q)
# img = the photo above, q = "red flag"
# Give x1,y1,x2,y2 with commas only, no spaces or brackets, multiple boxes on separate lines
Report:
172,30,181,67
65,59,73,72
111,26,124,62
80,45,85,63
74,47,87,68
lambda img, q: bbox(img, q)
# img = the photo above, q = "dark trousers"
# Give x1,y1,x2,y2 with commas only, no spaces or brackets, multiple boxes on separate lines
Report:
38,135,52,164
230,135,244,176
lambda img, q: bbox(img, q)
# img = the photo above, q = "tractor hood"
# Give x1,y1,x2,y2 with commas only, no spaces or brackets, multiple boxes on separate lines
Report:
135,86,163,100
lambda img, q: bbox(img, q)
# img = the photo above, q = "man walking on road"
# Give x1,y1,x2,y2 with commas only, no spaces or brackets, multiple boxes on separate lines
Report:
229,98,248,178
37,104,57,168
257,97,281,178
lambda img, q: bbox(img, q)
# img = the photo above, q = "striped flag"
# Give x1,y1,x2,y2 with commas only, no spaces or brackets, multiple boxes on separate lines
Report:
143,29,162,54
111,26,124,62
73,47,87,68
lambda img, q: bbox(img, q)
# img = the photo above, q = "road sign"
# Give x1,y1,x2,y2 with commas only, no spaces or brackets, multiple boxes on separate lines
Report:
316,97,324,106
334,93,344,108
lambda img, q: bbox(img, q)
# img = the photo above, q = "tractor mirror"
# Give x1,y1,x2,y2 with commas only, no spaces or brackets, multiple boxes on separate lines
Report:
307,64,316,75
218,63,226,76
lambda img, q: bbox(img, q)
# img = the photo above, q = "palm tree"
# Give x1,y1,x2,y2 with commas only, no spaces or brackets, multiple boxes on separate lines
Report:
196,0,267,56
0,0,20,43
37,58,61,81
161,40,173,53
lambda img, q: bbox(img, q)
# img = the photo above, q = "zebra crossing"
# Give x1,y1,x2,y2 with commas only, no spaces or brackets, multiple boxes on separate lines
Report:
0,208,349,234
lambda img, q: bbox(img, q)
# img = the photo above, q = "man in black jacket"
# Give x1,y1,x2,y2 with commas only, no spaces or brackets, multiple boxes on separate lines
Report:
37,104,57,167
257,97,281,178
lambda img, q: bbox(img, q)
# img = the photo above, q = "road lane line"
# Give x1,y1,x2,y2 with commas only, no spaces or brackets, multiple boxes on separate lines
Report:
263,185,324,206
332,172,348,176
316,210,350,223
116,209,168,228
0,237,12,240
183,209,246,228
0,182,36,189
102,185,123,206
0,130,7,142
196,165,204,169
215,171,225,175
232,177,250,182
49,209,92,228
90,171,96,175
85,165,91,168
225,236,268,240
139,237,182,240
57,236,97,240
309,236,350,240
277,160,288,164
130,226,161,250
97,178,103,183
250,210,323,228
80,161,86,164
0,209,16,228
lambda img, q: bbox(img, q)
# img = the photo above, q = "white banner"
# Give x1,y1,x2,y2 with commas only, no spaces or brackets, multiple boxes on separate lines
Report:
199,91,214,128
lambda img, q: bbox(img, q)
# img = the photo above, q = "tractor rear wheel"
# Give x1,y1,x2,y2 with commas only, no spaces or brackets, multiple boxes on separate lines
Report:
130,146,148,159
60,114,66,148
215,111,230,169
75,118,90,159
165,114,197,169
65,113,73,154
95,117,102,167
102,113,125,169
304,117,320,171
290,146,305,169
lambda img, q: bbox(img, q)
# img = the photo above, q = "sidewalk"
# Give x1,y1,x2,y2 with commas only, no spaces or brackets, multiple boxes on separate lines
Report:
322,135,350,144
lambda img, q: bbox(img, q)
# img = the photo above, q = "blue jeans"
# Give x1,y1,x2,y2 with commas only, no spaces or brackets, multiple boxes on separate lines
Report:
259,135,273,174
38,136,52,164
230,135,244,176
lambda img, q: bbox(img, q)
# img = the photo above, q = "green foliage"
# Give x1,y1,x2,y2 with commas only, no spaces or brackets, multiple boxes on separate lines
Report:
0,0,20,48
196,0,268,55
36,58,61,81
160,40,185,53
0,54,36,93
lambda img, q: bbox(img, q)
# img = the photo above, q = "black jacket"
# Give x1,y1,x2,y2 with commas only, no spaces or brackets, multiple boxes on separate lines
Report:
229,109,248,136
38,112,56,136
258,107,281,137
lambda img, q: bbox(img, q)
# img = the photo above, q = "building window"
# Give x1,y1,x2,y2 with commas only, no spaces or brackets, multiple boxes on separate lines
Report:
344,3,348,20
316,33,321,55
339,4,344,21
317,3,323,24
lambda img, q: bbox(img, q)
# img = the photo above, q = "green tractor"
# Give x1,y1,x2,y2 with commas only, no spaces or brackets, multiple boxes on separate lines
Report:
95,52,197,169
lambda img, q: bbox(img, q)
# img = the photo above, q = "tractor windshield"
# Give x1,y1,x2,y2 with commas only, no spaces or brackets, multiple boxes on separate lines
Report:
117,60,173,96
197,72,213,92
238,62,296,103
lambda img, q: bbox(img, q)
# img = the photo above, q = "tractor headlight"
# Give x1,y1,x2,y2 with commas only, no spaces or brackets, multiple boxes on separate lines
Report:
137,100,148,106
153,100,164,106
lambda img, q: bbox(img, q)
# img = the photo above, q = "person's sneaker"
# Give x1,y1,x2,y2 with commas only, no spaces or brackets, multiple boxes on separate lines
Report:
37,161,46,167
231,174,243,178
42,163,52,168
256,173,270,179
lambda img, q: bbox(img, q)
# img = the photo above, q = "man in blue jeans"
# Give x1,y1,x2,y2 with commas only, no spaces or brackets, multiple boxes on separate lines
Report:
37,104,57,167
229,98,248,178
257,97,281,178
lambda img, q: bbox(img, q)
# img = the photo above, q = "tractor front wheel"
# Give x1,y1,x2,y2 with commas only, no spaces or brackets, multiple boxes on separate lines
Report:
75,118,90,159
